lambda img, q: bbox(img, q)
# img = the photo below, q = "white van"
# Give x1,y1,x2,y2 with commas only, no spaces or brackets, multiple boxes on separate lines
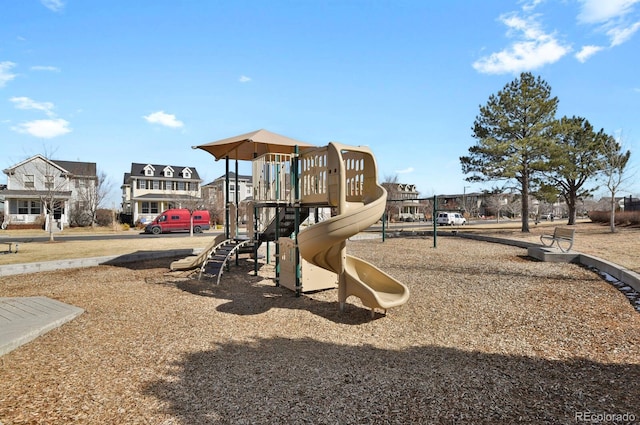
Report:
436,212,466,226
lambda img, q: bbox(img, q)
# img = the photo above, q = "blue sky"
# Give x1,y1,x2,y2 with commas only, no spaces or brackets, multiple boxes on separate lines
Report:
1,0,639,207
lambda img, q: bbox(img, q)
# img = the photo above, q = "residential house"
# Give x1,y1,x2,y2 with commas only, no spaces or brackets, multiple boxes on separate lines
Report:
121,163,203,225
2,155,97,229
383,182,425,221
437,191,486,217
201,172,253,224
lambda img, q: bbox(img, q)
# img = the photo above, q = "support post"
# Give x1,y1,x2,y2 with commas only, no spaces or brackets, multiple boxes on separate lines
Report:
433,194,437,248
254,204,259,276
293,146,301,297
275,207,280,286
235,159,240,266
382,211,386,242
225,156,230,240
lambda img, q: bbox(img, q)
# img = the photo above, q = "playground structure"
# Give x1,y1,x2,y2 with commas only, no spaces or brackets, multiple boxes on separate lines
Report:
189,130,410,314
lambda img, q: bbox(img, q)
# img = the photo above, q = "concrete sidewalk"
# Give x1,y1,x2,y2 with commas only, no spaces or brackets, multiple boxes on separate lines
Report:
0,296,84,356
0,248,195,277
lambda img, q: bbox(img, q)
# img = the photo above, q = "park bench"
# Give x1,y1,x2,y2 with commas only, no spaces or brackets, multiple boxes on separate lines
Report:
540,227,575,252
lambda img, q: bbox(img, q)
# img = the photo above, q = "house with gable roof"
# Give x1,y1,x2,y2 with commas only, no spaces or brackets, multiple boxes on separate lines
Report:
2,154,97,229
121,162,203,225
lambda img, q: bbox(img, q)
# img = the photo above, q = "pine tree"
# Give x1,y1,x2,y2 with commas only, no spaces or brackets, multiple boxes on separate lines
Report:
461,72,558,232
545,116,610,225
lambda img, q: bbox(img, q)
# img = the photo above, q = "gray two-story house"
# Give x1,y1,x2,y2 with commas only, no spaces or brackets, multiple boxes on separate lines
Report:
2,155,97,229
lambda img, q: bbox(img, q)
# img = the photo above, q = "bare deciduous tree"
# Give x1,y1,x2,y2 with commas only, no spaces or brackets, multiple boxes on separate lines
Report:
382,174,401,221
75,170,113,227
601,133,633,232
170,195,204,237
24,152,68,242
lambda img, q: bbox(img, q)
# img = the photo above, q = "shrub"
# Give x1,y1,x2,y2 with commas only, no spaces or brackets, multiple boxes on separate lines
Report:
95,209,114,227
69,209,93,227
588,210,640,225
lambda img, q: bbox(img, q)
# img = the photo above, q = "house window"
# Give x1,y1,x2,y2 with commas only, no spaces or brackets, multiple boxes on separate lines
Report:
141,202,159,214
152,180,160,190
138,180,147,189
229,184,235,192
18,200,29,214
45,175,54,189
24,174,35,189
31,200,41,215
177,181,185,190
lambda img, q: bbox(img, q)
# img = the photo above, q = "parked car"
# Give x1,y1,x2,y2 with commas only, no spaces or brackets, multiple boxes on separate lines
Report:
436,212,467,226
144,209,211,234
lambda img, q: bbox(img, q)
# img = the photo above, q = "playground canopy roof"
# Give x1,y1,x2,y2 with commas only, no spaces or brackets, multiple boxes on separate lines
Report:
193,129,316,161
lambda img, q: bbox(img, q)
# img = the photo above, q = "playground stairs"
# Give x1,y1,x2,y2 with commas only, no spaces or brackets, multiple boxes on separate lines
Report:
259,206,310,242
202,237,254,284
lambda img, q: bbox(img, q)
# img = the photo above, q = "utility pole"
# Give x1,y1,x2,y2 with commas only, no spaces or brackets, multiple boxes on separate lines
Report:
463,186,470,214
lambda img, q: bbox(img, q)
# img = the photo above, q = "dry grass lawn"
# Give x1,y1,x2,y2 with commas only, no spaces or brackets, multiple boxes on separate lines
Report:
0,219,637,271
0,230,213,265
0,221,639,424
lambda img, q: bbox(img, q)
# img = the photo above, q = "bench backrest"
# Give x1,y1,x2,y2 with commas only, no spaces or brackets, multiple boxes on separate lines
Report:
553,227,575,239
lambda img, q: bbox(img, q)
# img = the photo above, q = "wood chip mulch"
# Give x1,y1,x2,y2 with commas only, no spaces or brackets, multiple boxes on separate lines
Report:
0,236,639,424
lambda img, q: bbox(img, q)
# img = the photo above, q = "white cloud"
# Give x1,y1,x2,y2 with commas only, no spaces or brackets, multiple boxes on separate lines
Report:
12,118,71,138
0,61,17,88
239,75,252,83
575,45,604,62
577,0,640,48
31,65,61,72
10,96,56,117
577,0,639,24
41,0,65,12
395,167,414,174
143,111,184,128
473,13,570,74
521,0,546,13
607,21,640,45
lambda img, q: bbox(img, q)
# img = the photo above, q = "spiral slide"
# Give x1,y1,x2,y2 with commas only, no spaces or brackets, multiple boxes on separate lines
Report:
297,143,409,314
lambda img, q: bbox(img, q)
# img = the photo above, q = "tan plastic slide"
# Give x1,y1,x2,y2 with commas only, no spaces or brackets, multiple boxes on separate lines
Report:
170,234,227,271
298,142,410,313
